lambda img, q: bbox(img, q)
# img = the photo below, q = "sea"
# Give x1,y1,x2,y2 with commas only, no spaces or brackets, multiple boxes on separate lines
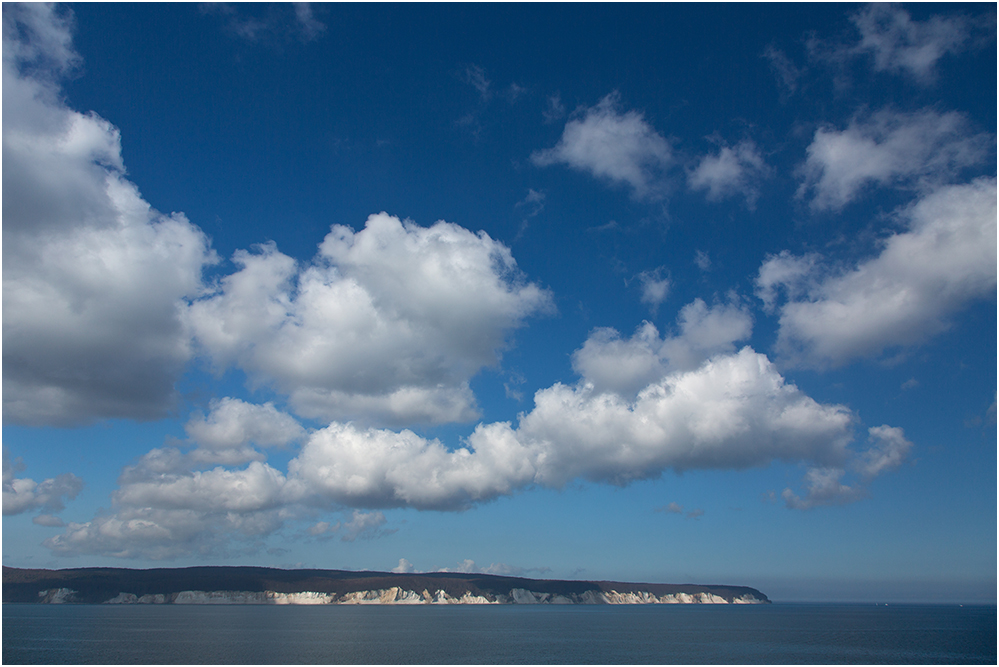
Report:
2,603,995,664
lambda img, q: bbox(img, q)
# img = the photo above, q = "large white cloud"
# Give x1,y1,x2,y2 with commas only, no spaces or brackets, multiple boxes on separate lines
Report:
286,301,889,509
186,213,552,425
797,108,988,211
2,4,217,425
531,93,672,199
762,178,997,368
43,303,911,557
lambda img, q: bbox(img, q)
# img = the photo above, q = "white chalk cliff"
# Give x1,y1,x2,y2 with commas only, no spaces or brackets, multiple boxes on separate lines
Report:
99,586,766,605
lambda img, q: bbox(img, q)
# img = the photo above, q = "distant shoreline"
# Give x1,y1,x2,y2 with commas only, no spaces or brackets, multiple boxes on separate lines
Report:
2,565,770,605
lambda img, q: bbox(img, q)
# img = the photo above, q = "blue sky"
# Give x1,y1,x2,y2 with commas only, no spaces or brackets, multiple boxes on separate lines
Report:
2,3,995,603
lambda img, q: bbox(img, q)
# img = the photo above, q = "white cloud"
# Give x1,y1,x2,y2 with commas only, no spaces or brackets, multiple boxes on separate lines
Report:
186,213,553,425
848,4,977,81
459,64,491,100
688,140,770,208
694,250,712,272
571,299,753,396
43,317,910,556
764,178,997,368
532,93,672,199
292,3,326,42
308,511,390,542
543,93,566,123
203,3,326,43
782,467,864,510
288,345,861,508
287,420,537,511
521,347,856,487
43,446,296,559
2,6,217,425
857,425,912,479
653,502,702,518
783,424,913,510
114,461,289,514
44,506,286,560
656,502,685,514
439,559,479,574
763,44,802,94
392,558,416,574
798,109,988,211
515,188,546,219
3,449,84,516
755,251,821,313
636,268,670,315
32,514,66,527
183,398,306,466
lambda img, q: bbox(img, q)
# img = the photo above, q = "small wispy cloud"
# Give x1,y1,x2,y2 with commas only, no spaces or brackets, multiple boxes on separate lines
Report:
635,267,670,315
307,511,394,542
763,44,803,94
459,64,492,101
654,502,704,519
202,3,327,44
543,93,566,123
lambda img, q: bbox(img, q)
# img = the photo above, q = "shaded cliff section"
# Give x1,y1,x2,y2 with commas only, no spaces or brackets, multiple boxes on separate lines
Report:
2,566,769,605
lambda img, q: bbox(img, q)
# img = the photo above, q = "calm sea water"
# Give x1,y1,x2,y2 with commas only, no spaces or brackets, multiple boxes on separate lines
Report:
3,603,995,664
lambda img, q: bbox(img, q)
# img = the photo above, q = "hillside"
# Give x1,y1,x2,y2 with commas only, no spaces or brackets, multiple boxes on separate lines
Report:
2,566,769,605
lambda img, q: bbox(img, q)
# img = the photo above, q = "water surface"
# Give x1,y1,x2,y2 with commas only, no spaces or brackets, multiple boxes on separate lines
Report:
3,603,995,664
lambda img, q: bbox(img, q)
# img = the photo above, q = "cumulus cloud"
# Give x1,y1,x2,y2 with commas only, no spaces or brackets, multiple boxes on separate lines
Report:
44,505,288,560
43,311,912,556
183,398,306,466
287,420,537,511
532,93,672,199
288,345,861,508
844,4,982,82
798,108,989,211
44,451,294,559
3,5,217,426
762,178,997,368
688,140,770,208
438,559,479,574
755,251,822,313
572,299,753,396
186,213,552,425
3,449,84,516
392,558,416,574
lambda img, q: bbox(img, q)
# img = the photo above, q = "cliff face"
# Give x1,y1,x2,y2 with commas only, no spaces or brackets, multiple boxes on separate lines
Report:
95,587,767,605
4,566,770,605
